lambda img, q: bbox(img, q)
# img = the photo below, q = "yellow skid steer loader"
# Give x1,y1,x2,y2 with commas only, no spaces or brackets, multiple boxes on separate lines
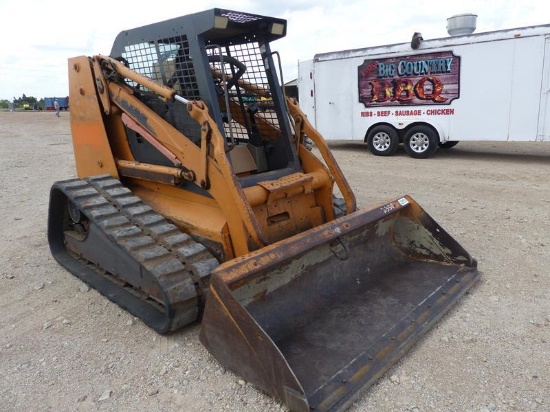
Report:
48,8,478,411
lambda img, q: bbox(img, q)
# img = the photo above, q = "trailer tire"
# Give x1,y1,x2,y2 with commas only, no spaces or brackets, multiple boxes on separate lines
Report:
404,126,439,158
367,125,399,156
439,141,459,149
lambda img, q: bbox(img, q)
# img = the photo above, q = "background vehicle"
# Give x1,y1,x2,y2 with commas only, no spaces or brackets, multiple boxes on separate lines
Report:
44,96,69,111
48,9,478,411
298,19,550,158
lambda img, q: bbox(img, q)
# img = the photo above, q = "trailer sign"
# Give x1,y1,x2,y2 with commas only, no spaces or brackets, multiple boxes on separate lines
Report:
358,51,460,107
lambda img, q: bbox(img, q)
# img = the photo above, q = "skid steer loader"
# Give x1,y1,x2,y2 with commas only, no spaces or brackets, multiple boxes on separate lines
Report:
48,8,479,412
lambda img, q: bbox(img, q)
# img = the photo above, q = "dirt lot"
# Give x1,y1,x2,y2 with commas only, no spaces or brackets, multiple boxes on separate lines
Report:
1,110,549,412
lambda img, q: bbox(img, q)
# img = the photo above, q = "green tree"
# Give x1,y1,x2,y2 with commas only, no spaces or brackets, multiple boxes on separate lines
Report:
12,94,40,108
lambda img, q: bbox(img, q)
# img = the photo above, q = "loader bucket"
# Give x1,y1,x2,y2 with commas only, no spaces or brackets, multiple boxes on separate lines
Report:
199,195,479,412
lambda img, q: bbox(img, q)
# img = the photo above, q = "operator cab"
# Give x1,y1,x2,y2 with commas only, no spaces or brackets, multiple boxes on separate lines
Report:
110,8,297,186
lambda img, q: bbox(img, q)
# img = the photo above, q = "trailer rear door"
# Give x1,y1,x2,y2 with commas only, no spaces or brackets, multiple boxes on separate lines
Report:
298,60,316,126
314,59,353,140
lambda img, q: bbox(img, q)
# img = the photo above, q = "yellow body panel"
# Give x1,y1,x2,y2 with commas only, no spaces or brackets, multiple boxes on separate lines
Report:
68,57,119,179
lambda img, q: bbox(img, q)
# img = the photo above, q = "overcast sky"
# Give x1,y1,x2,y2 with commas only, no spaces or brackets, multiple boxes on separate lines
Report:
1,0,548,101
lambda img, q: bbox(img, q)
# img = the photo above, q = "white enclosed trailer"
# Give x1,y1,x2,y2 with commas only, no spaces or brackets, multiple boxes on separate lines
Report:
298,24,550,158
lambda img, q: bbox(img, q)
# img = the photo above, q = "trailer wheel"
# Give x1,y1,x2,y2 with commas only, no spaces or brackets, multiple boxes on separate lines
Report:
367,125,399,156
439,141,459,149
404,126,438,158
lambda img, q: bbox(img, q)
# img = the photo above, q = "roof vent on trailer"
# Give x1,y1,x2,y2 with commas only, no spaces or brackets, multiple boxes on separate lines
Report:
411,32,423,49
447,13,477,36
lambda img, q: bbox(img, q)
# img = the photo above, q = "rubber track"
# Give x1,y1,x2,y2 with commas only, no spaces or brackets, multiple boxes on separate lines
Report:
51,174,219,333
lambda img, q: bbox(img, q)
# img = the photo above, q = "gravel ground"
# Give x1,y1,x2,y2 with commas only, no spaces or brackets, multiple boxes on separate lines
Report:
1,110,549,411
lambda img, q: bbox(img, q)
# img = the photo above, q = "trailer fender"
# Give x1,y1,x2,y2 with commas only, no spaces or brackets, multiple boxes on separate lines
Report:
400,120,447,143
365,120,447,144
